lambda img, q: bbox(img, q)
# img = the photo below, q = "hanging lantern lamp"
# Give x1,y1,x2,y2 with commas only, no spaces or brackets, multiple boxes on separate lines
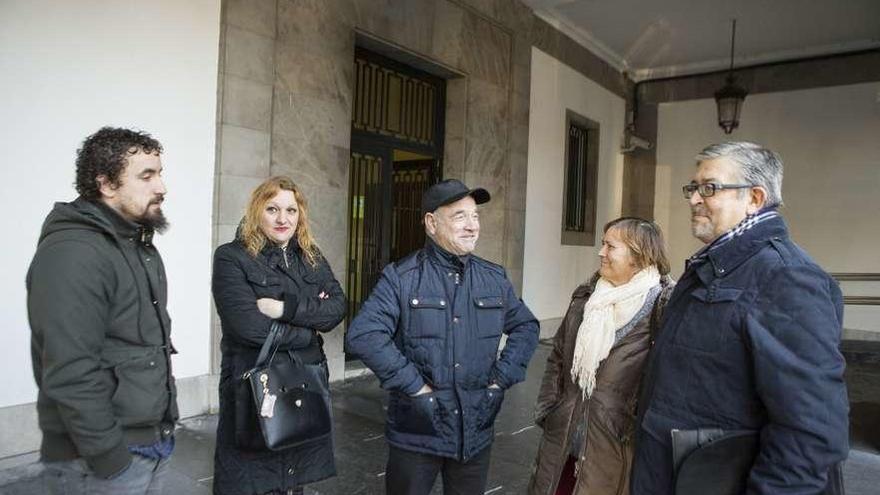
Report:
715,19,748,134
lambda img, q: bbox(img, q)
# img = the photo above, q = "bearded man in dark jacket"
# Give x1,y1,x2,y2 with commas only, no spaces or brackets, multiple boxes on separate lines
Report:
27,127,178,494
346,179,540,495
631,142,848,495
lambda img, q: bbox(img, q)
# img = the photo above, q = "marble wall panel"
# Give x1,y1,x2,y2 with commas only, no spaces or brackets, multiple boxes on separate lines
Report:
217,174,267,225
429,0,465,67
510,123,529,156
511,61,530,100
505,237,524,272
496,0,534,38
507,267,523,296
225,0,276,38
510,87,529,127
318,226,347,266
465,140,507,177
219,124,271,177
460,0,533,33
506,208,526,243
467,170,508,207
272,88,351,149
443,136,465,180
476,202,506,233
276,0,353,54
511,33,531,68
445,78,467,140
303,185,349,235
275,41,353,111
473,232,504,264
459,12,511,89
224,26,275,85
465,79,509,149
458,0,502,25
382,0,436,57
271,138,349,191
222,76,273,131
317,230,348,286
508,150,528,211
347,0,391,37
530,16,561,57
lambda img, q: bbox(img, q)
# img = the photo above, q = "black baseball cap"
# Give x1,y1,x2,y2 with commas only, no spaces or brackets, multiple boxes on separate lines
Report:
421,179,490,215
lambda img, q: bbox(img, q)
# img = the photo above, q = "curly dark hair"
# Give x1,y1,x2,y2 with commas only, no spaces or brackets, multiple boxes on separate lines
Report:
75,127,163,200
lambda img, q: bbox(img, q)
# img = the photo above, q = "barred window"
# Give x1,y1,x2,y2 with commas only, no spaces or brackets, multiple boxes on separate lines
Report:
561,110,599,246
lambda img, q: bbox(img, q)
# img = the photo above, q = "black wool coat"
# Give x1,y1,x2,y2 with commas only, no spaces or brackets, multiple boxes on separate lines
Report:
211,238,345,495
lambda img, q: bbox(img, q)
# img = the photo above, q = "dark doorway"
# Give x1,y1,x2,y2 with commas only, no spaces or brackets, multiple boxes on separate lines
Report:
345,48,446,346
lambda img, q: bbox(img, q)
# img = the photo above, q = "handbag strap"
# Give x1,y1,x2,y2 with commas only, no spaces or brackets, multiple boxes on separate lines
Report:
254,321,286,369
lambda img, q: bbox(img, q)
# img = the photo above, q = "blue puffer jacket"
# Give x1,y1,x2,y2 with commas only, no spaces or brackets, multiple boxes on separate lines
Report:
345,240,539,460
630,215,849,494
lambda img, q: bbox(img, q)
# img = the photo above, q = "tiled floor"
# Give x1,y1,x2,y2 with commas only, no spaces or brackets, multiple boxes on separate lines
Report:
2,340,878,494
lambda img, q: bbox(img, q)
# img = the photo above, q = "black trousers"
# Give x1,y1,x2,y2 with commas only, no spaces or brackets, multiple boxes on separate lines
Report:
385,445,492,495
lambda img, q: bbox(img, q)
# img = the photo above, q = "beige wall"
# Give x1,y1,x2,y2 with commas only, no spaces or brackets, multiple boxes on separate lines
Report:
522,47,625,323
654,82,880,333
0,0,221,457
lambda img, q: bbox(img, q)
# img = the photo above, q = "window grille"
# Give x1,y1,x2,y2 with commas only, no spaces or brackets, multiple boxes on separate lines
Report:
561,110,599,246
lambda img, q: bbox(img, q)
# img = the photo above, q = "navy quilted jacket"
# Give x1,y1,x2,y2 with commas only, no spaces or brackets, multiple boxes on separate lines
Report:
345,240,539,460
630,215,849,494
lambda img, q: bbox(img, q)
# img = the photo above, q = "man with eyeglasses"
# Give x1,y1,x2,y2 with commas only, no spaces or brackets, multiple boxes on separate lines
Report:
630,142,848,494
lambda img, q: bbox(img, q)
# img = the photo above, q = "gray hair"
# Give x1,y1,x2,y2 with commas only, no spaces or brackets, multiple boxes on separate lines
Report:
695,141,784,207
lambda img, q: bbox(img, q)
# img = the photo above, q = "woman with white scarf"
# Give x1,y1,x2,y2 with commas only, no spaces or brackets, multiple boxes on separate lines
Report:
528,217,675,495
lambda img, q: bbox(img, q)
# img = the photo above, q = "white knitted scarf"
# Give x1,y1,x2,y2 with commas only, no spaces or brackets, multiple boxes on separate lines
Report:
570,266,661,398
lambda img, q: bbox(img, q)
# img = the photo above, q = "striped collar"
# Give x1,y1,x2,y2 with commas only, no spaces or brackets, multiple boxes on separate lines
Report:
688,206,780,266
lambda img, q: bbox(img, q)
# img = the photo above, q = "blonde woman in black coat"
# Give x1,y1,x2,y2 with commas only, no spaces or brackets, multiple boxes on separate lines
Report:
211,176,345,495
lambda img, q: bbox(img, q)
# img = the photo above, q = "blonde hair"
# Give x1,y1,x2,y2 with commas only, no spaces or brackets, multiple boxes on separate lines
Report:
240,176,320,266
603,217,671,276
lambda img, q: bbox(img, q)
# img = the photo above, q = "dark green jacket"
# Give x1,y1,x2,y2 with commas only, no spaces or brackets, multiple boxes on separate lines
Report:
27,198,178,478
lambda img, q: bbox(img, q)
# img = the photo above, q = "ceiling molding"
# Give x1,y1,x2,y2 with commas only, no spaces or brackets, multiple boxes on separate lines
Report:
632,39,880,82
531,9,627,73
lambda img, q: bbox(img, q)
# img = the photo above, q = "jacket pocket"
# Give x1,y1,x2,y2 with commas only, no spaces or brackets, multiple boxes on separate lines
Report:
477,387,505,430
389,392,439,435
109,349,168,425
408,295,448,339
672,286,743,353
246,268,283,299
473,295,504,338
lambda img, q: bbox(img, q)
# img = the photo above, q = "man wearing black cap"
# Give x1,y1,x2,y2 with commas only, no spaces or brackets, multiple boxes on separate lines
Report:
346,179,540,494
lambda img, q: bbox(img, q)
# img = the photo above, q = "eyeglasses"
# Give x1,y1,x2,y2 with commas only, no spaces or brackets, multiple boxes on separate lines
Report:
682,182,753,199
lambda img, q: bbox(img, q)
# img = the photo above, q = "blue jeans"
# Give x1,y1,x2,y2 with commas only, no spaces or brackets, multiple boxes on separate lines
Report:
41,454,170,495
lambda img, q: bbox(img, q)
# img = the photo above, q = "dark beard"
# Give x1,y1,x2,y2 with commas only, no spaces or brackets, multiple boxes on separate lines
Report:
139,208,169,234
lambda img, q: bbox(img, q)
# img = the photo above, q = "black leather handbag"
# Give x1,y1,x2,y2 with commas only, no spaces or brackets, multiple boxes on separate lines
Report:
672,428,758,495
241,322,332,451
672,428,845,495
